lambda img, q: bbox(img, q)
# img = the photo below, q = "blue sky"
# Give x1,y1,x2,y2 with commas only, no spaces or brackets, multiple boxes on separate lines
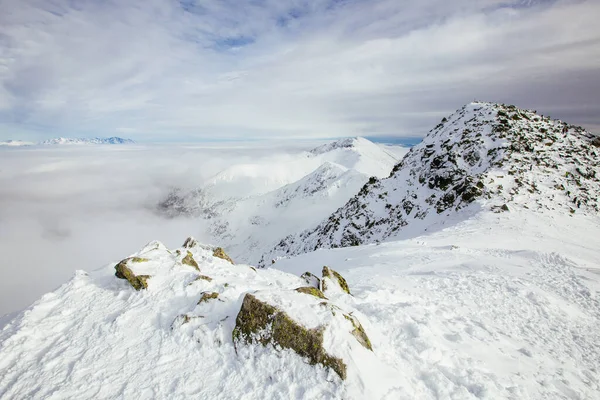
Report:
0,0,599,141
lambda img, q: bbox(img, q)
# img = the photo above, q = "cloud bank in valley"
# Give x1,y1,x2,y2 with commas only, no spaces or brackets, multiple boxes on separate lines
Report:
1,0,599,141
0,142,318,316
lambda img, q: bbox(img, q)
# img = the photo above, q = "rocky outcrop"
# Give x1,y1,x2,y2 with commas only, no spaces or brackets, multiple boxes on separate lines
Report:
232,294,348,379
213,247,234,264
198,292,219,304
114,258,151,290
232,266,370,380
295,287,327,299
182,251,199,270
321,266,350,295
111,239,373,382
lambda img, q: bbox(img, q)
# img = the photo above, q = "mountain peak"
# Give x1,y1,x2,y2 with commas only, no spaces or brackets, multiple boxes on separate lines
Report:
309,137,372,155
263,102,600,262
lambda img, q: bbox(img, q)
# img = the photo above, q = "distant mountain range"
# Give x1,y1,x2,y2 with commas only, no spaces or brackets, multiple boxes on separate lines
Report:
0,137,134,146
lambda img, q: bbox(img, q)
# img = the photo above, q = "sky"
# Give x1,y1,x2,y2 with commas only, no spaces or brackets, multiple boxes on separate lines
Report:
1,0,599,141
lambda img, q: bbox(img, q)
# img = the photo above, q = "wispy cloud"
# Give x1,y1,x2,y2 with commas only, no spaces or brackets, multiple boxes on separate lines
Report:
1,0,599,140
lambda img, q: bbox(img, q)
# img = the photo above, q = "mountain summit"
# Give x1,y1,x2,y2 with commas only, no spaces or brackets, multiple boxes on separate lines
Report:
263,102,600,262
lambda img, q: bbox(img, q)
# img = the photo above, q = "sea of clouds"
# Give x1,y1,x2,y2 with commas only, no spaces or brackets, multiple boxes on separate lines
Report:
0,142,321,316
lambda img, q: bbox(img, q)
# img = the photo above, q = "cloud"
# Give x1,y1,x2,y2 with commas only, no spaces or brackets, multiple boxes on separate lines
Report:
0,0,599,140
0,141,322,315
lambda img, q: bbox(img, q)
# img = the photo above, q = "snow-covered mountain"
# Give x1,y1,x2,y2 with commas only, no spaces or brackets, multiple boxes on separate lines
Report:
40,137,135,145
263,102,600,263
2,104,600,399
157,137,404,264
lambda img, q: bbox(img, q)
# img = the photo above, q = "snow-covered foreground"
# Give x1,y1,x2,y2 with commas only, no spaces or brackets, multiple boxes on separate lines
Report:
1,208,599,399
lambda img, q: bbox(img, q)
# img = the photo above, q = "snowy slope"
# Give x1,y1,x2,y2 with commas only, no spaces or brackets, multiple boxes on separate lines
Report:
0,239,392,399
40,137,135,145
208,162,368,264
273,209,600,399
1,206,599,399
158,137,405,263
264,102,600,263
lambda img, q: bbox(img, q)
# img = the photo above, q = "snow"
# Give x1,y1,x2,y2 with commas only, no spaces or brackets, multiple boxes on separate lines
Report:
1,207,599,399
158,137,406,264
274,209,600,399
265,102,600,262
1,104,599,399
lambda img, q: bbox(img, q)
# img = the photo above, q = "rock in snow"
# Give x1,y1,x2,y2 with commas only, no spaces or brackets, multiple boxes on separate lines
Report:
1,102,600,399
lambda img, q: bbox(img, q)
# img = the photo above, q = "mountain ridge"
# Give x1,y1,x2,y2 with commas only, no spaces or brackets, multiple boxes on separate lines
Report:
157,137,404,264
261,102,600,264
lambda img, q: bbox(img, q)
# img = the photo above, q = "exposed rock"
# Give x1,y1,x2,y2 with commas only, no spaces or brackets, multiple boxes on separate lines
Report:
213,247,234,264
295,287,327,299
344,314,372,351
232,294,347,380
182,237,198,249
189,275,213,284
321,266,350,295
114,258,151,291
300,272,320,288
182,251,199,270
171,314,204,328
198,292,219,304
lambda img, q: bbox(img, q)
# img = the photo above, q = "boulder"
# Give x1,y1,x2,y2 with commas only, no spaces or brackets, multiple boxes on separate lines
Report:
232,293,347,379
198,292,220,304
321,266,350,295
182,237,198,249
344,314,372,351
213,247,234,264
114,258,151,291
182,251,199,270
